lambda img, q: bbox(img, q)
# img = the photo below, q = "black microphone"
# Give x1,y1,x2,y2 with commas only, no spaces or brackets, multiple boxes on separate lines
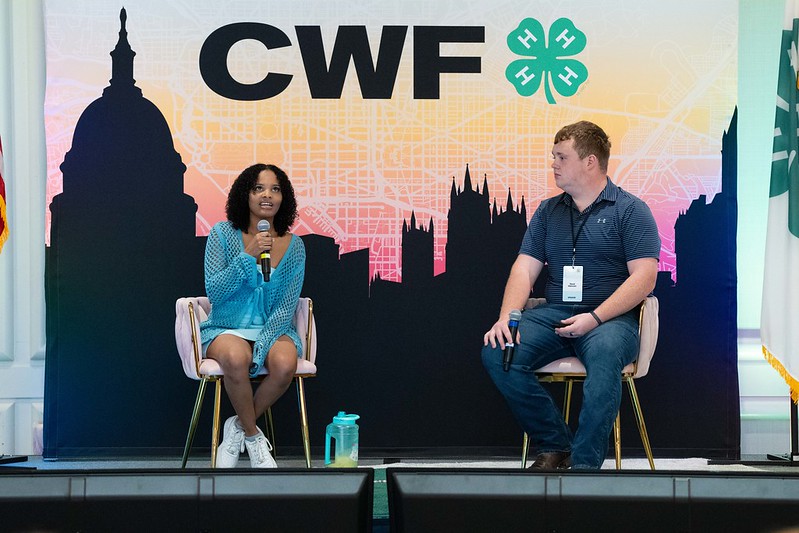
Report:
256,219,271,282
503,309,522,372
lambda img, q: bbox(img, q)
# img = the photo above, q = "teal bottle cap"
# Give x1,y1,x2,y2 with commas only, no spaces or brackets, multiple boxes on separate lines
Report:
333,412,360,425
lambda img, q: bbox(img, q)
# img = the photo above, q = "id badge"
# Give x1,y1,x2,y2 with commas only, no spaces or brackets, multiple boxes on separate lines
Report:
563,265,583,302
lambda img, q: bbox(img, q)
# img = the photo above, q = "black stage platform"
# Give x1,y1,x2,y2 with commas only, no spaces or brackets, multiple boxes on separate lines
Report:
387,468,799,533
1,466,799,532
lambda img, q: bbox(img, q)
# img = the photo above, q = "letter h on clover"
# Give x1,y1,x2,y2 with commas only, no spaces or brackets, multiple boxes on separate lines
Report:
505,18,588,104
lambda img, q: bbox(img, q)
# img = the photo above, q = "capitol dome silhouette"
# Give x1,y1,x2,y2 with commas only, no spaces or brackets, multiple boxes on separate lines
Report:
59,7,187,201
44,7,206,458
65,95,183,173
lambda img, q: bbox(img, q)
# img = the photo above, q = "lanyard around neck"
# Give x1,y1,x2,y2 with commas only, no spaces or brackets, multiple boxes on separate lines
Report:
569,200,596,266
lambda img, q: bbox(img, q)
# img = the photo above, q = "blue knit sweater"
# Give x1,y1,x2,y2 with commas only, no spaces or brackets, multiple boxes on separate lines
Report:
200,221,306,377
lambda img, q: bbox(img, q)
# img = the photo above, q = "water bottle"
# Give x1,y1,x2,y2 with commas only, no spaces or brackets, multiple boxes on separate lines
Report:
324,411,360,467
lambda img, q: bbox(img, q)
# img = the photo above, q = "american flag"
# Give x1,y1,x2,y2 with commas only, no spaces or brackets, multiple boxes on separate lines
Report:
0,135,7,254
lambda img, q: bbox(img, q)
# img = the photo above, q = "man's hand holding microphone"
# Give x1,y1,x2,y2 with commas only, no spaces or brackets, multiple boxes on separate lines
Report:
483,309,522,372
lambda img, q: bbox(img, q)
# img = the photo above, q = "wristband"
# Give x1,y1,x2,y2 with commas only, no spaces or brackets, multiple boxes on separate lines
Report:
590,310,603,326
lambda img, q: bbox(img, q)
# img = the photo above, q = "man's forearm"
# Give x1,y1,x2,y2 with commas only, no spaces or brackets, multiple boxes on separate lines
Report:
497,255,542,321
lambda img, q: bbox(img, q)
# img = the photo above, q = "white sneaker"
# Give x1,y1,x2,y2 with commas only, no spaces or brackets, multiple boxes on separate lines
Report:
244,429,278,468
216,415,245,468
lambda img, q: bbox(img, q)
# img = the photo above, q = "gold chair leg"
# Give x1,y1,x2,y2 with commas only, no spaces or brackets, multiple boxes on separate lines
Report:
296,376,312,468
265,407,276,455
564,380,574,424
614,413,621,470
626,378,655,470
181,377,209,468
521,433,530,469
211,378,222,468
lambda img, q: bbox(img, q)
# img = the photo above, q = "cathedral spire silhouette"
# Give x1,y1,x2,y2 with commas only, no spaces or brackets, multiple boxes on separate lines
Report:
401,209,433,287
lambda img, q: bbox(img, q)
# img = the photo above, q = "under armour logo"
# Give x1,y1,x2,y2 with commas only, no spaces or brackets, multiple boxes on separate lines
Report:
596,218,606,223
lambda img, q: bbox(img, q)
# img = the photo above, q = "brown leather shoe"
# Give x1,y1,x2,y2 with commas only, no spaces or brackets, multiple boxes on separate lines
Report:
528,451,571,470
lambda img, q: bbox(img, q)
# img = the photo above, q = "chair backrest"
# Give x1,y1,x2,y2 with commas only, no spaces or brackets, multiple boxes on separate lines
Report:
294,297,317,365
175,296,211,379
175,296,317,379
525,297,547,310
632,295,659,378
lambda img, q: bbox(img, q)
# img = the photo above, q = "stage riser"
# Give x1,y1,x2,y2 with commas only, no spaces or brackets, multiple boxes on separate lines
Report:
2,470,798,533
387,470,799,533
0,470,373,533
391,500,799,533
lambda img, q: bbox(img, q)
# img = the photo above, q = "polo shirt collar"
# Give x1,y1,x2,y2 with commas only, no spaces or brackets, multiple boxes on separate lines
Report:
558,177,618,209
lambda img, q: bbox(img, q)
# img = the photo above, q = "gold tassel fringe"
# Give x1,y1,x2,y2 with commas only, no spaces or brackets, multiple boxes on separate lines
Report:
0,195,8,253
762,345,799,403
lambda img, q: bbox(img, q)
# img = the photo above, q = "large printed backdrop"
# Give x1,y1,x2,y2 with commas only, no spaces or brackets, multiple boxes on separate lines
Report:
43,0,739,458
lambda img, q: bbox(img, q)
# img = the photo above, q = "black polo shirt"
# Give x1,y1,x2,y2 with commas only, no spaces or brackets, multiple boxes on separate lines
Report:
519,178,661,306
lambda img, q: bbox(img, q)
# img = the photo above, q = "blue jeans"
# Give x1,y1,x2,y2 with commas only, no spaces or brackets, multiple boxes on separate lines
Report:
482,304,639,469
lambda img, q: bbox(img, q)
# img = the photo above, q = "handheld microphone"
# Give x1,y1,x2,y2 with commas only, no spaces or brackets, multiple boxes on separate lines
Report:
256,219,271,282
503,309,522,372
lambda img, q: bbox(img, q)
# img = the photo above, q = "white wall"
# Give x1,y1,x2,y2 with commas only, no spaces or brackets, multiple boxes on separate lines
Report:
738,0,781,330
0,0,46,456
737,0,793,455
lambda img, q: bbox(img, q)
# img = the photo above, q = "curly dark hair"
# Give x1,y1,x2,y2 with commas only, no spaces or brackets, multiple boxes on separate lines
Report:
225,163,298,236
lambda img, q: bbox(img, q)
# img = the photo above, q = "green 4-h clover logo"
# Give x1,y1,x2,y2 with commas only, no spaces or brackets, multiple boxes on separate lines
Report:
505,18,588,104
